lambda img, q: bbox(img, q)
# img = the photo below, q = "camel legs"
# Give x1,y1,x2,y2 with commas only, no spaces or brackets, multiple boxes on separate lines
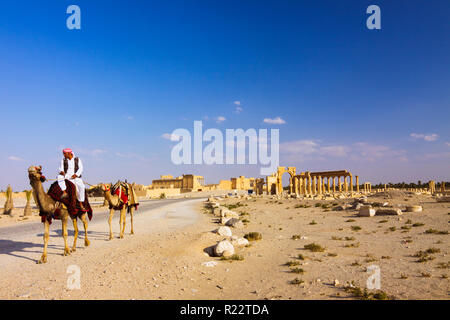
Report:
62,217,71,256
38,220,50,264
108,209,115,240
71,218,78,252
81,213,90,246
119,207,126,239
129,206,134,235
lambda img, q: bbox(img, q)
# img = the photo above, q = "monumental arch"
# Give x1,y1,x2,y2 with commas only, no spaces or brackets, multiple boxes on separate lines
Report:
276,167,297,194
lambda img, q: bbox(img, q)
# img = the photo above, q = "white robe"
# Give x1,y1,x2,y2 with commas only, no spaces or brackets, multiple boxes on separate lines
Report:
57,156,85,202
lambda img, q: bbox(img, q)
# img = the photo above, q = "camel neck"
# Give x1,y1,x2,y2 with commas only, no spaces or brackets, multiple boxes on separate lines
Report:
30,179,54,213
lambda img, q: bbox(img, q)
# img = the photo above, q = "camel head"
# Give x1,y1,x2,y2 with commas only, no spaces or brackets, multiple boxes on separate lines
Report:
101,183,111,193
28,166,44,182
101,183,119,207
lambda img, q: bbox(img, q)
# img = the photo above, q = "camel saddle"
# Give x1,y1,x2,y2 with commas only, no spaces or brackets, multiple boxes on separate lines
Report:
110,181,139,212
43,180,93,224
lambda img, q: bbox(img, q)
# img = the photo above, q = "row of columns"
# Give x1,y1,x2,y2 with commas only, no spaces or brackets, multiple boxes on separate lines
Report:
363,182,372,193
293,173,360,196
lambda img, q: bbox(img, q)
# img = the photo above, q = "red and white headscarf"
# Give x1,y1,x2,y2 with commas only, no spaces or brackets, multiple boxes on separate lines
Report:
63,148,73,154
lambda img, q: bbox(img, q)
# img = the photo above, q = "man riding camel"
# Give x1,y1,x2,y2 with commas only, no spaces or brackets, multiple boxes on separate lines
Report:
58,148,87,211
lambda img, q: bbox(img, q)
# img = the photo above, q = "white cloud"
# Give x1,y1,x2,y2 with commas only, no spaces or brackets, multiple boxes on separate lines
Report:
235,106,243,114
91,149,107,157
410,133,439,141
114,152,145,161
263,117,286,125
280,140,320,155
76,148,107,157
445,142,450,147
8,156,23,161
280,140,406,163
233,101,241,106
126,116,134,120
216,116,226,123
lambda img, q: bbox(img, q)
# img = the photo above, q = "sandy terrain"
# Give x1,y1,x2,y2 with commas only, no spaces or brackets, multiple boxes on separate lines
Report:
0,190,448,300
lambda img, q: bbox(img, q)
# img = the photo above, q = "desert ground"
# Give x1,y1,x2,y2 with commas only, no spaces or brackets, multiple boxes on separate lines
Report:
0,190,448,300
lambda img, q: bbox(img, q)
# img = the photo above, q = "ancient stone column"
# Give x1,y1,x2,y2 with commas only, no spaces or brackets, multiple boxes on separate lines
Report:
344,176,348,193
442,181,446,192
338,176,342,192
327,177,331,193
304,177,308,195
349,174,353,194
332,176,336,193
355,175,359,193
318,176,322,194
307,173,312,195
312,176,316,195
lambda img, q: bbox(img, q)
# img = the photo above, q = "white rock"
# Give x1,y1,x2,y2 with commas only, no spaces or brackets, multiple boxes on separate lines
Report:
214,240,235,257
201,261,218,267
231,238,250,247
359,205,375,217
216,226,232,237
220,217,231,225
334,279,340,287
225,218,244,228
221,209,239,219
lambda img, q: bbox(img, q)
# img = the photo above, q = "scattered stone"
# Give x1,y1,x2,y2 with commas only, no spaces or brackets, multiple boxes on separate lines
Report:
333,279,340,287
359,205,375,217
405,205,422,212
216,226,232,237
231,237,250,247
214,240,235,257
225,218,244,229
376,208,403,216
220,217,231,225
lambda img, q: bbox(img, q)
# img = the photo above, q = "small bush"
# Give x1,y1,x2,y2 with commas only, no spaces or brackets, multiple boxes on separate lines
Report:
425,229,448,235
220,254,244,261
304,243,325,252
290,267,305,274
328,253,338,257
289,278,304,285
244,232,262,241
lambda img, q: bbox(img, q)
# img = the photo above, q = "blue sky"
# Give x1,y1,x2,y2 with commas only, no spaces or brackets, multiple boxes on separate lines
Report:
1,0,449,190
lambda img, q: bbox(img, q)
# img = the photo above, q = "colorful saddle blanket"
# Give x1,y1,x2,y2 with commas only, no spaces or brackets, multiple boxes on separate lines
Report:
42,180,93,224
110,181,139,212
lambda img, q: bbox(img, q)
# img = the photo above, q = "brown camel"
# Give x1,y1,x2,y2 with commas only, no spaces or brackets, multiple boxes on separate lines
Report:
28,166,90,264
101,183,137,240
